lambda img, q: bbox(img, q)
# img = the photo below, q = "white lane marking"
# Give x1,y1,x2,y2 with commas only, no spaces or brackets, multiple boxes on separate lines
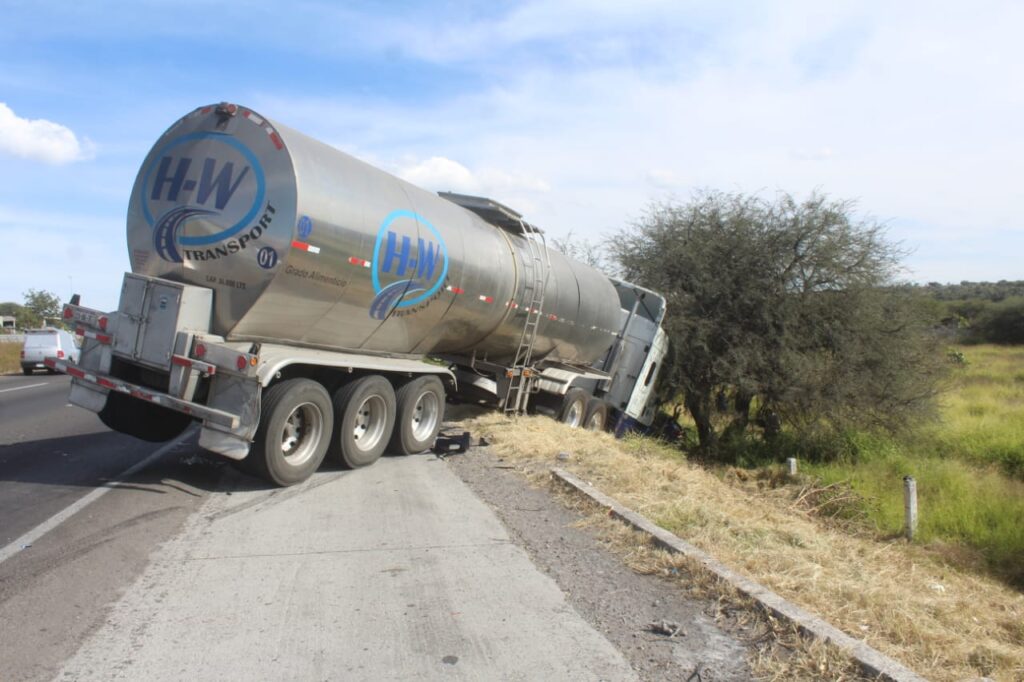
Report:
0,383,48,394
0,428,196,566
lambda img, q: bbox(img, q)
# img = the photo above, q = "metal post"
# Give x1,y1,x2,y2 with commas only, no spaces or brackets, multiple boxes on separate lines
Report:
903,476,918,541
787,457,797,476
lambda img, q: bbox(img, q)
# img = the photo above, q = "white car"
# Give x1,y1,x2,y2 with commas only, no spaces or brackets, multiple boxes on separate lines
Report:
21,328,80,375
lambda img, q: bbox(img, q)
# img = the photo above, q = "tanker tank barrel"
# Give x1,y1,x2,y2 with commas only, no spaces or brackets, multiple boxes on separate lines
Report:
127,103,622,368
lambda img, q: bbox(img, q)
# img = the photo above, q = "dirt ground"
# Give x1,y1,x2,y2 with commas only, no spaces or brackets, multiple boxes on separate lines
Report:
442,429,759,681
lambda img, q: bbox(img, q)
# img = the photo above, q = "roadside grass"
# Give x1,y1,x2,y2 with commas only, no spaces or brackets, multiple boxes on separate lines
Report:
800,434,1024,586
778,345,1024,585
0,342,21,374
464,412,1024,681
668,345,1024,585
922,344,1024,478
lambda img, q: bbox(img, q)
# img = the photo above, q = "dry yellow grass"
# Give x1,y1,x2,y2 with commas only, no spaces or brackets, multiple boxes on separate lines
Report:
0,342,21,374
465,412,1024,682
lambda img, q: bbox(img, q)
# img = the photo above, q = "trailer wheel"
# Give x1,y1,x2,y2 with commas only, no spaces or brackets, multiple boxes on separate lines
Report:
390,375,445,455
252,378,333,487
583,398,609,431
332,375,396,469
559,388,589,428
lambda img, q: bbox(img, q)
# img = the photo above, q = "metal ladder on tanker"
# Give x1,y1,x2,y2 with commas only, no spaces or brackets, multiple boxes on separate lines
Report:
503,219,551,416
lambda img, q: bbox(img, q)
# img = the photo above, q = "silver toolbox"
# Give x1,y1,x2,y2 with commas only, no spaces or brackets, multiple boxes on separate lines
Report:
113,274,213,370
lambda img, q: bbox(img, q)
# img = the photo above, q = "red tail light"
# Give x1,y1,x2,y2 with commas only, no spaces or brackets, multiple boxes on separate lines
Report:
98,316,108,331
57,350,65,358
63,306,73,319
20,350,25,359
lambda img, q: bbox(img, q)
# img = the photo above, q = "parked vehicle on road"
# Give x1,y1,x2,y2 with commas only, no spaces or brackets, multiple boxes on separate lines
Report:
50,102,668,486
22,328,79,375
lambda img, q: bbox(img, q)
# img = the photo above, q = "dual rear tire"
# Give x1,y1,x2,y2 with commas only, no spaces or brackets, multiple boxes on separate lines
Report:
330,375,396,469
390,375,445,456
250,379,333,487
557,389,610,431
248,373,446,486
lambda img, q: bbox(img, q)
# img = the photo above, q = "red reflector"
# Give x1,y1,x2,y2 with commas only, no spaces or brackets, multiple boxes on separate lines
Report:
236,355,247,371
57,350,65,358
63,307,73,319
195,343,207,358
98,316,108,331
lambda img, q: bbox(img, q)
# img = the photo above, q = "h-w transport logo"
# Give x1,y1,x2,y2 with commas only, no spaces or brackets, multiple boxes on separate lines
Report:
369,210,449,320
141,132,268,263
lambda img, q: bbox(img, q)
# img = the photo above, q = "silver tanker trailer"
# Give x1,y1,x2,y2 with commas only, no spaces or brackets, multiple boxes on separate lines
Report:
48,102,668,486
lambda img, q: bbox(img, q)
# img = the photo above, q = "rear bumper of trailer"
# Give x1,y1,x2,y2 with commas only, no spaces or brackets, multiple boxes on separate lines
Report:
45,357,240,430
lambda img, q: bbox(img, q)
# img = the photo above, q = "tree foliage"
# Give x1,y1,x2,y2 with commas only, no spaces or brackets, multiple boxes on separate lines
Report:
610,191,947,455
923,280,1024,302
21,289,62,328
969,297,1024,344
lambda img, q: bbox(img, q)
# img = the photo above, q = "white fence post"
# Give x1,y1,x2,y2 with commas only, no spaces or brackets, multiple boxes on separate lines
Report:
903,476,918,541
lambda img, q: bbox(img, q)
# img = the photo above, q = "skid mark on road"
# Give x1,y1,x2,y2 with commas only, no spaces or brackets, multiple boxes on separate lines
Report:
0,428,195,567
0,507,185,603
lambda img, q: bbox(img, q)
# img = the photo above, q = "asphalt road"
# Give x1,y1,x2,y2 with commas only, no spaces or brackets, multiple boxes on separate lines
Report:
0,375,643,681
0,373,221,680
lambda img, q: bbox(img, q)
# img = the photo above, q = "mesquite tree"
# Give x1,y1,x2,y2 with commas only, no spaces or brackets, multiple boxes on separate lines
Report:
611,191,945,453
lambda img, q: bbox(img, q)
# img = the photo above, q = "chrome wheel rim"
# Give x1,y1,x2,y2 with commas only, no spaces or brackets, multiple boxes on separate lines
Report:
566,400,584,428
353,394,388,452
411,390,441,442
586,410,603,430
282,402,325,466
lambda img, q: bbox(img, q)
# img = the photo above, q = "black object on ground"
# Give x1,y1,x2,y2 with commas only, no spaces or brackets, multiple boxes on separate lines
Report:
433,431,472,456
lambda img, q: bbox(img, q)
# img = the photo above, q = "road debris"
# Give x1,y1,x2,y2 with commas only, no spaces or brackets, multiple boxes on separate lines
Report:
648,619,686,638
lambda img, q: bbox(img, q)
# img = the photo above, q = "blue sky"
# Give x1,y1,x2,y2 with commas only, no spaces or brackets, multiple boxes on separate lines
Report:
1,0,1022,311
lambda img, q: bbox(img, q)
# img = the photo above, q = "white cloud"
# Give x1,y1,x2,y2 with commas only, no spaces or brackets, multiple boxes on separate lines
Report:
398,157,478,193
397,156,550,196
0,102,95,164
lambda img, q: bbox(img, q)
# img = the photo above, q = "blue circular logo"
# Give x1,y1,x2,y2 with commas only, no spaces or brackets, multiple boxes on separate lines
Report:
142,132,266,262
368,210,449,320
257,246,278,269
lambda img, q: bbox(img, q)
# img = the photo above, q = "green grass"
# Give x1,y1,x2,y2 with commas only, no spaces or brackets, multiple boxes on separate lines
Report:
794,346,1024,584
0,342,20,374
801,433,1024,583
920,345,1024,477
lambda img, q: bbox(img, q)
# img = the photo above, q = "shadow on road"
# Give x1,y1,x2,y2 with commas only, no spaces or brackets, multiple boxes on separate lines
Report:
0,411,482,497
0,430,238,494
